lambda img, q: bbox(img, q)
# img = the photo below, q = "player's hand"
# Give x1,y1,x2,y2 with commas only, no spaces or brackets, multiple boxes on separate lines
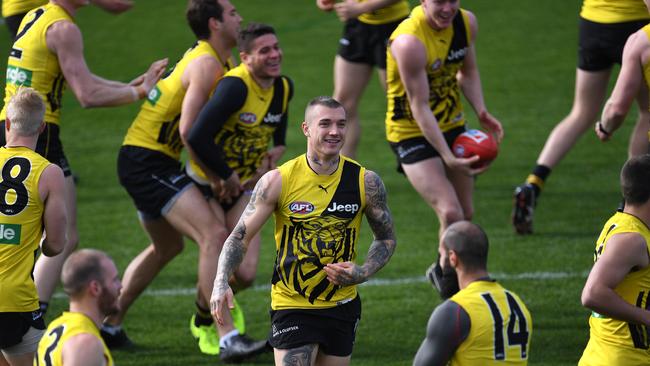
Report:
324,261,367,286
210,283,234,326
316,0,335,11
446,155,488,176
334,0,363,21
220,171,243,204
478,110,504,144
595,121,612,142
242,155,271,191
139,58,168,92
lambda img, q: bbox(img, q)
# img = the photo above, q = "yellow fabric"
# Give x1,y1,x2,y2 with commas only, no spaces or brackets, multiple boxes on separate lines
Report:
0,147,49,312
385,6,470,143
123,40,232,160
357,0,409,24
2,0,46,17
0,3,72,125
187,65,291,184
581,0,650,23
35,312,113,366
450,281,532,366
579,211,650,364
525,174,545,190
272,154,366,310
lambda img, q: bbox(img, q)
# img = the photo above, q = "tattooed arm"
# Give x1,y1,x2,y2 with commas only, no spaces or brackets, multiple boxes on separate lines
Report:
324,170,397,286
210,169,281,324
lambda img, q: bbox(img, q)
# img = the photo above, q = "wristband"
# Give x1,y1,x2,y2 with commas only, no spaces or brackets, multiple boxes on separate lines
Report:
597,121,610,136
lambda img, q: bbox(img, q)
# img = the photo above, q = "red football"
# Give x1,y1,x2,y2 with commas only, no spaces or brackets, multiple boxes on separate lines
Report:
452,129,498,168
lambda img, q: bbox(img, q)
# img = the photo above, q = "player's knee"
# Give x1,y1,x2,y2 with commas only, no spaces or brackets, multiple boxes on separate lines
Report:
438,206,464,227
197,226,228,254
232,270,256,290
153,240,184,261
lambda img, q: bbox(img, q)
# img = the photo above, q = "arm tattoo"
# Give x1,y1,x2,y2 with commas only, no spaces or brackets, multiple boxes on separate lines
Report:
282,344,317,366
362,171,397,279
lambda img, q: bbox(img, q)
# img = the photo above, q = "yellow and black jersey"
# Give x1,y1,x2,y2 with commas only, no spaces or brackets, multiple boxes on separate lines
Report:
35,312,113,366
271,154,366,310
450,280,532,365
385,6,471,143
123,40,233,160
581,0,650,24
0,3,71,125
187,64,292,183
357,0,409,25
0,147,49,312
2,0,46,17
579,211,650,365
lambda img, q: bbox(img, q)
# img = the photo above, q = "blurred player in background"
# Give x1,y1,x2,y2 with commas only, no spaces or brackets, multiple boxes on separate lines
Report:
385,0,502,298
512,0,650,235
0,87,66,366
187,21,292,362
316,0,409,158
580,154,650,366
414,221,532,366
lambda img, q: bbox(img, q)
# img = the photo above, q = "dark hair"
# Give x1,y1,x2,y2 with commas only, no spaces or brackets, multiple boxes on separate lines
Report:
61,249,108,297
238,22,275,53
304,96,345,122
186,0,224,39
621,154,650,205
443,221,489,271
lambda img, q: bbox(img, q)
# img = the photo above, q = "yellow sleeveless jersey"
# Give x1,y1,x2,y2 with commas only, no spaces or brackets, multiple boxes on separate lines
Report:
2,0,46,17
642,25,650,111
450,280,532,366
385,6,470,143
0,3,71,125
187,64,291,183
357,0,409,25
123,40,232,160
579,211,650,366
35,312,113,366
0,147,49,312
271,154,366,310
581,0,650,24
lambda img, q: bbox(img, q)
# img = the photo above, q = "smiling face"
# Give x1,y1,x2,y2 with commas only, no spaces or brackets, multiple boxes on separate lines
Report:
303,104,347,159
242,33,282,82
421,0,460,30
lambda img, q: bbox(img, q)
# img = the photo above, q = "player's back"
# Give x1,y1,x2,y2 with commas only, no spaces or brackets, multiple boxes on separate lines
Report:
450,280,532,366
0,146,50,313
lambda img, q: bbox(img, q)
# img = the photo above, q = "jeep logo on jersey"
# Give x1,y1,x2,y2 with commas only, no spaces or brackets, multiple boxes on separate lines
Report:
263,113,282,124
6,66,32,86
447,47,467,62
327,202,359,214
239,112,257,124
289,201,314,214
146,86,161,106
0,224,21,244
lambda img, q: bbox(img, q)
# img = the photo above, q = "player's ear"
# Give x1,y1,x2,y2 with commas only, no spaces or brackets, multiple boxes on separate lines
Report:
4,118,10,133
449,250,459,268
88,279,102,297
302,121,309,137
38,121,45,134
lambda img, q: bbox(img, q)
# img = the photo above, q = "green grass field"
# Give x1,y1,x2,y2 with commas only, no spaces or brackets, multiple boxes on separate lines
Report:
0,1,642,365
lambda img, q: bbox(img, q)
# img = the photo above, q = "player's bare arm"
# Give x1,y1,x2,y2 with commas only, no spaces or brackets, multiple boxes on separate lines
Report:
597,31,649,141
391,35,480,175
39,164,67,257
581,233,650,327
333,0,403,21
456,11,503,143
324,170,396,286
211,170,281,323
91,0,134,14
46,20,167,108
62,333,107,366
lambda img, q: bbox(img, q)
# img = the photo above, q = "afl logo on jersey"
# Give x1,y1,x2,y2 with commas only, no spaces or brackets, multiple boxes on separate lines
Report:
430,59,442,71
239,112,257,124
289,201,314,214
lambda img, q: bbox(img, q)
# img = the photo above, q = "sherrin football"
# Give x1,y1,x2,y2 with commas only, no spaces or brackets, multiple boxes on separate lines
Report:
452,129,498,168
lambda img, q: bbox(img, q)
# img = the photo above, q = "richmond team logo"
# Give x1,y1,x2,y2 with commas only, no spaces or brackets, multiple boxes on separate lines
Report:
239,112,257,124
289,201,314,214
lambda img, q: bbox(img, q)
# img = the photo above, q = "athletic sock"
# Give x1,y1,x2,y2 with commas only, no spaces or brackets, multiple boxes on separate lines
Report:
219,329,240,348
101,323,123,335
39,301,49,316
526,165,551,198
195,301,214,327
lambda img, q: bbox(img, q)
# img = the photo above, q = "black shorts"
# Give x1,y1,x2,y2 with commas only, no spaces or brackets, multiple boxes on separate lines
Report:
118,145,194,220
0,311,45,349
578,17,648,71
0,121,72,176
268,296,361,357
185,167,245,212
389,126,466,168
338,18,404,69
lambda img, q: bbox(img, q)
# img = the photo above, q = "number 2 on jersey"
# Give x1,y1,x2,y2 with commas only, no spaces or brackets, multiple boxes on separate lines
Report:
482,291,530,360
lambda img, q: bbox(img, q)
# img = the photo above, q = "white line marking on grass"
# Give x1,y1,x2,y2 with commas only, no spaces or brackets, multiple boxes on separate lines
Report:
52,270,589,299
